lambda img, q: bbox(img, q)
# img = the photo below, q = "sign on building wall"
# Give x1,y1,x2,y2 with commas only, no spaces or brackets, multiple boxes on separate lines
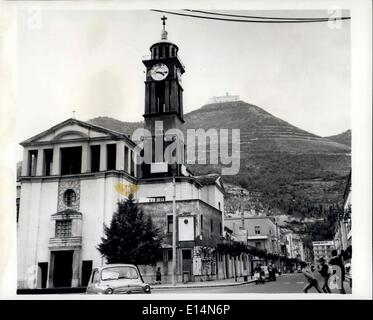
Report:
178,216,194,241
193,257,202,276
150,162,168,173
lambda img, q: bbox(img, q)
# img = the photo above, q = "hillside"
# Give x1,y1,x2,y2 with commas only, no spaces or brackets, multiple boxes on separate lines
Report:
88,100,351,218
325,129,351,147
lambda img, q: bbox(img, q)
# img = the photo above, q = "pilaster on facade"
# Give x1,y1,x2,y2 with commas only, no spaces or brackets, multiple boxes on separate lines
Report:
81,143,89,173
116,141,125,171
127,148,132,175
52,145,60,175
35,147,45,176
99,142,107,172
21,148,29,176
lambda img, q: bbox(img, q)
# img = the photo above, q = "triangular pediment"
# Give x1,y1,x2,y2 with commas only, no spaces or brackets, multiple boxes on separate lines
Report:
20,118,135,146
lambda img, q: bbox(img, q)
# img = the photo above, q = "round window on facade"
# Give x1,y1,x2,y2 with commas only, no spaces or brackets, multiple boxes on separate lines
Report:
63,189,76,207
184,219,188,224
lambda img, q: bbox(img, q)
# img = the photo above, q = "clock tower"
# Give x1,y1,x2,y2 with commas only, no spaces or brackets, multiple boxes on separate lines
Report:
141,16,186,177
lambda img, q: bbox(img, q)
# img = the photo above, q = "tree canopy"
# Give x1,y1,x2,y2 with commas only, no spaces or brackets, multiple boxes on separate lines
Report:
97,194,163,265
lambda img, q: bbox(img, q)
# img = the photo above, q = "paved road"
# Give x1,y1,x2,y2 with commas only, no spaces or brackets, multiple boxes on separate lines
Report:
154,273,352,294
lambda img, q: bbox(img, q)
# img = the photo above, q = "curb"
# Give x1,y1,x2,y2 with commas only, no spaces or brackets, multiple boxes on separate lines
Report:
151,274,285,290
151,279,256,290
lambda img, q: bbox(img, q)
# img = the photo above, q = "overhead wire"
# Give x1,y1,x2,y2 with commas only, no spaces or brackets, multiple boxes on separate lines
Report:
183,9,350,21
151,9,351,23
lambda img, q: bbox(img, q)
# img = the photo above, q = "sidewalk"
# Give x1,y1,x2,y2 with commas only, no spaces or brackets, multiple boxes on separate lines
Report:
151,276,255,290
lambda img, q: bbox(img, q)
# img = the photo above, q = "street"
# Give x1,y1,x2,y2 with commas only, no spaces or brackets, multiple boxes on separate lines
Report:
153,273,352,294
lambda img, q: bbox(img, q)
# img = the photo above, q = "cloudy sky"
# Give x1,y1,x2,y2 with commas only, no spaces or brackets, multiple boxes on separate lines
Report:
16,8,350,158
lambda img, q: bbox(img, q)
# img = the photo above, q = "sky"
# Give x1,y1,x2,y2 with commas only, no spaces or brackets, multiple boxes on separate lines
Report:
15,8,351,159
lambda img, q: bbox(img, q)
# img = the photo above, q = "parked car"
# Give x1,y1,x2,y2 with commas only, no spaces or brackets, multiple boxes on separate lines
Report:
86,264,151,294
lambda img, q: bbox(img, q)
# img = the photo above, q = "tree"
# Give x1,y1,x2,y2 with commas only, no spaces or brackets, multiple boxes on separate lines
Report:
97,194,163,265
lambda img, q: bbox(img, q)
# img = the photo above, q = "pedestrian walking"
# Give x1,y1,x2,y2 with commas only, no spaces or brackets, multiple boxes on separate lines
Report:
301,262,322,293
156,267,162,285
329,250,346,294
268,262,276,281
318,258,331,293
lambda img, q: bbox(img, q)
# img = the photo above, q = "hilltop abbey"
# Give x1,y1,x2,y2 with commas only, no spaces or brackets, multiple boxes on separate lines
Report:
17,18,226,288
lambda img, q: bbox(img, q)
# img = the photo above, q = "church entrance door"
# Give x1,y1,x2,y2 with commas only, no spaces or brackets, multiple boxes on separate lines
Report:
52,251,73,287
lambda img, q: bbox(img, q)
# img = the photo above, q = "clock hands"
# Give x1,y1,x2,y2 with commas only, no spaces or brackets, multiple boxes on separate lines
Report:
155,70,167,75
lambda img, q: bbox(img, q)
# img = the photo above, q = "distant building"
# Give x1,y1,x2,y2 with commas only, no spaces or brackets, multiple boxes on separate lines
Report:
285,233,306,261
207,93,240,104
334,172,351,252
312,240,335,263
224,216,281,255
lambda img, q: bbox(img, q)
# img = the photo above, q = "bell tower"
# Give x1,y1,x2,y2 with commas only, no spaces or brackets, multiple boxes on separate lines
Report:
143,16,185,129
141,16,186,177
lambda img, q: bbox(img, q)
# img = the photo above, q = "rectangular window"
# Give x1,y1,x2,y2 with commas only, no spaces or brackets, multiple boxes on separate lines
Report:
200,215,203,235
148,196,166,202
220,223,222,236
255,226,261,235
167,215,173,233
60,146,82,175
124,146,129,173
155,81,166,114
167,249,173,261
182,250,192,260
28,150,38,176
55,220,72,238
106,144,116,170
255,242,261,248
90,145,100,172
44,149,53,176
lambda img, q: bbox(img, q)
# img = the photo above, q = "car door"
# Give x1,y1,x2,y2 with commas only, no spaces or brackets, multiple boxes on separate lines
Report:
86,268,99,294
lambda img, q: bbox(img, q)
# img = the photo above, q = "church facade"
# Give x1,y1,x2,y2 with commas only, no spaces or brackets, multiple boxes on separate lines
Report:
17,20,226,289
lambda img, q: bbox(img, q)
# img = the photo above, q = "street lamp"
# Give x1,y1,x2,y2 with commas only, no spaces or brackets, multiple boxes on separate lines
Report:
240,190,245,229
171,167,177,286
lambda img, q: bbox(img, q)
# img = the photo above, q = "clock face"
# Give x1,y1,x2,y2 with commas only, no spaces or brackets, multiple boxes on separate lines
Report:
150,63,169,81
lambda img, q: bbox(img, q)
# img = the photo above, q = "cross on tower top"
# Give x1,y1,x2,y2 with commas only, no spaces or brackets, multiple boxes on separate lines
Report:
160,15,168,40
161,15,167,30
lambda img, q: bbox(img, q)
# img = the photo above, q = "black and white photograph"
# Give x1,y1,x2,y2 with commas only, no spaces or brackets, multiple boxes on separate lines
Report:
0,0,371,302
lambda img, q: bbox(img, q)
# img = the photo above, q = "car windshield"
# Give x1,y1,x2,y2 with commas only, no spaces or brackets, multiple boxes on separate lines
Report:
101,266,139,281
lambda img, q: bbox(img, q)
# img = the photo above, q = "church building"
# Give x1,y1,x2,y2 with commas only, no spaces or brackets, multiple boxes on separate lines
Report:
17,18,225,289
